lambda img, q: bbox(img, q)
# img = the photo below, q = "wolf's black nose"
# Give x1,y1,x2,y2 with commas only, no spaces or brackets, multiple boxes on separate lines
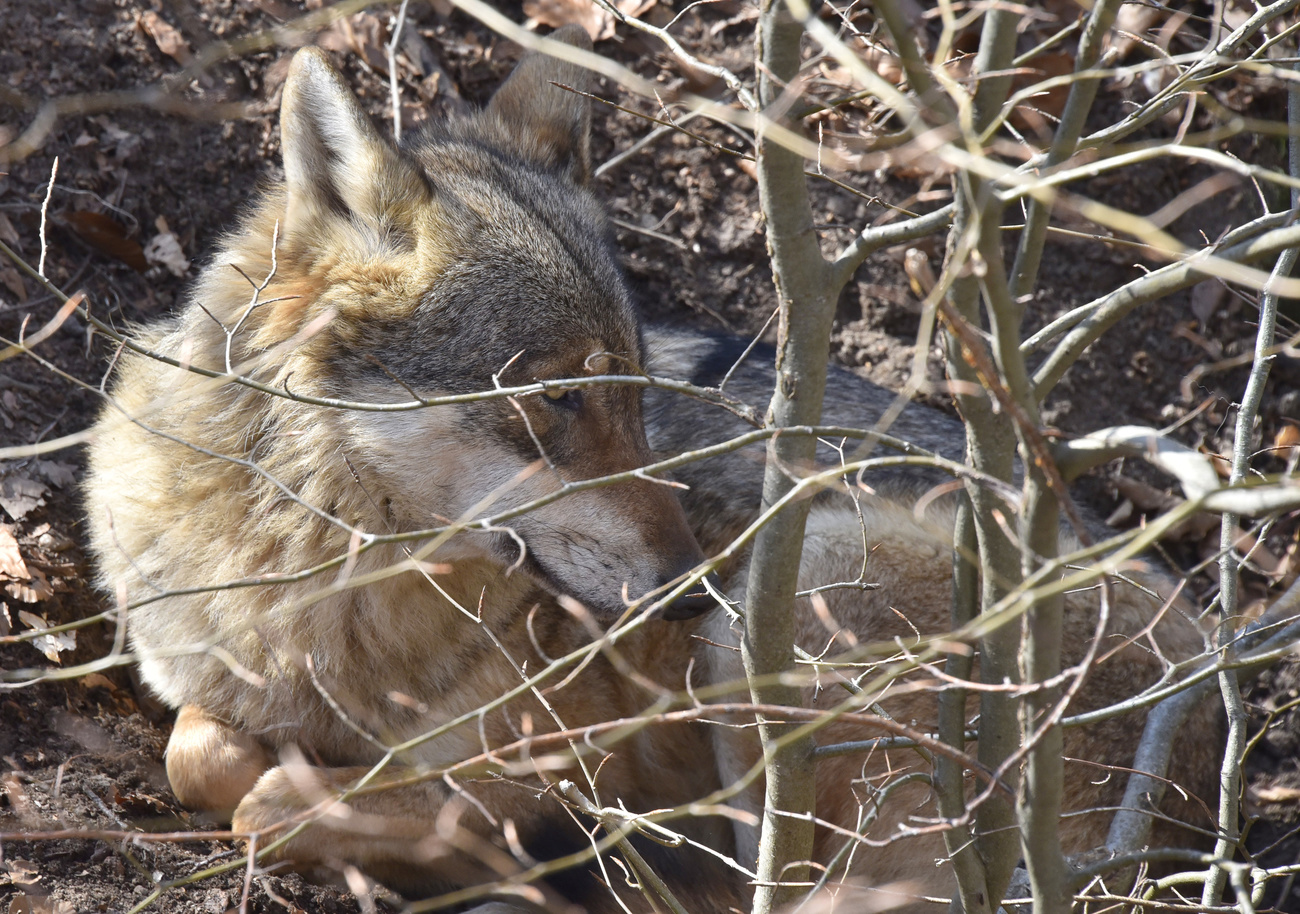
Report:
659,575,721,620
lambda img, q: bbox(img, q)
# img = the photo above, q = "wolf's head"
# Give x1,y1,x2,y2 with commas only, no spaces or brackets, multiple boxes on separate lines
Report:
236,28,711,623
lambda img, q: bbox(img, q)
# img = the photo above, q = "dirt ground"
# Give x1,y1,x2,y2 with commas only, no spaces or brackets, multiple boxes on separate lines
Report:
1,1,1299,912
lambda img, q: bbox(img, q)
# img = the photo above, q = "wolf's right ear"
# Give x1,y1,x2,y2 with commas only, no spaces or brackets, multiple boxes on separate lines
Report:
280,48,424,243
484,25,594,183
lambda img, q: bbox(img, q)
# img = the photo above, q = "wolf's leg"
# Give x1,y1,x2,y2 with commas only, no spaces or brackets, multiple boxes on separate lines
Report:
231,762,547,897
166,704,274,820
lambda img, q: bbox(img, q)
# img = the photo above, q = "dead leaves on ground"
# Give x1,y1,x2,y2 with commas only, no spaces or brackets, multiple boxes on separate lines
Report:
524,0,656,42
1,461,79,661
137,10,193,67
2,858,75,914
59,211,147,274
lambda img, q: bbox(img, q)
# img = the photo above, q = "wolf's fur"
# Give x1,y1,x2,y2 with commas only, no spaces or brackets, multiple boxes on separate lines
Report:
85,27,730,905
85,28,1218,911
644,334,1219,912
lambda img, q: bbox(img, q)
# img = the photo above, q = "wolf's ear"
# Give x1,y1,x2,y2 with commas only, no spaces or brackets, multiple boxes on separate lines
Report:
280,48,424,242
484,25,594,183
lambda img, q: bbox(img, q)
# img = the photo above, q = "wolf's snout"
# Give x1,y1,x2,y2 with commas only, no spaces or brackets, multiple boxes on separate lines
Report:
660,573,720,620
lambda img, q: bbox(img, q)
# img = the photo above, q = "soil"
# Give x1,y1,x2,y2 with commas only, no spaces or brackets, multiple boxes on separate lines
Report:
1,1,1298,912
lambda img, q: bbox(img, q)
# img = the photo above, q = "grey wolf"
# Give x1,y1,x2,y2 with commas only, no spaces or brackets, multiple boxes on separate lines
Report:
84,26,1218,911
85,26,729,907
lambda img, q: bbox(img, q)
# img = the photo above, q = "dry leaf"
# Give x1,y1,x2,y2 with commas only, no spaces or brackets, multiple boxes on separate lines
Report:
1275,423,1300,452
61,211,147,273
1204,448,1233,479
7,895,74,914
0,526,27,579
113,785,171,816
1254,784,1300,804
0,475,49,521
1108,2,1163,59
524,0,656,42
1009,51,1075,140
143,230,191,277
0,212,19,247
6,571,54,603
139,11,193,64
0,260,27,304
80,673,119,692
1190,280,1226,327
16,609,74,661
320,12,390,73
2,859,40,888
33,462,77,488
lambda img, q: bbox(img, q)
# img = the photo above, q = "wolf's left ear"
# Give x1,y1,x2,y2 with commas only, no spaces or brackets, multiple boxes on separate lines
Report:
280,48,424,241
485,25,594,184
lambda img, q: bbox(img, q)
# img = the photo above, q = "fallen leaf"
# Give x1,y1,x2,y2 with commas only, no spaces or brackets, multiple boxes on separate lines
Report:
315,12,390,72
1009,51,1074,141
0,526,27,579
1254,784,1300,804
1203,448,1233,479
524,0,656,41
33,462,76,488
143,230,190,277
80,673,119,692
6,569,54,603
0,260,27,304
0,212,19,247
139,11,193,64
0,475,49,521
113,785,171,816
1276,423,1300,452
7,895,74,914
2,859,40,888
16,609,74,661
1190,280,1226,327
61,211,147,273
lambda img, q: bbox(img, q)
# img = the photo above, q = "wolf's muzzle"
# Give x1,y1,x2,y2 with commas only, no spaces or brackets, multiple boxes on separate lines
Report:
659,574,721,620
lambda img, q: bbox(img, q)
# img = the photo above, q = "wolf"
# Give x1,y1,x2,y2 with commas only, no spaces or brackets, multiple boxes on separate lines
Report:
84,24,1218,912
85,26,731,907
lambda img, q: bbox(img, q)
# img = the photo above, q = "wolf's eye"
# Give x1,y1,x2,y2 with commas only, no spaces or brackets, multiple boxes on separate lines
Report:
543,387,583,411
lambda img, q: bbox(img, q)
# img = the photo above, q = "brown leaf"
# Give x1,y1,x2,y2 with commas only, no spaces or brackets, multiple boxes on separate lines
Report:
7,896,74,914
1190,280,1226,327
0,212,19,247
16,608,73,659
346,12,390,74
113,785,171,816
1254,784,1300,804
79,673,119,693
1009,52,1075,141
138,11,193,65
524,0,655,41
0,260,26,304
6,576,54,604
0,526,27,579
1275,422,1300,452
2,859,40,889
61,211,147,273
0,475,49,522
33,462,76,489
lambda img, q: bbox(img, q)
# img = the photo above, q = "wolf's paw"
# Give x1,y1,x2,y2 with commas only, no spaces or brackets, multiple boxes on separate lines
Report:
166,705,273,821
232,761,444,884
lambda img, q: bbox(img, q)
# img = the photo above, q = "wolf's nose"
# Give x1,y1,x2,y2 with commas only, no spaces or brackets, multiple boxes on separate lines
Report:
659,574,720,620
